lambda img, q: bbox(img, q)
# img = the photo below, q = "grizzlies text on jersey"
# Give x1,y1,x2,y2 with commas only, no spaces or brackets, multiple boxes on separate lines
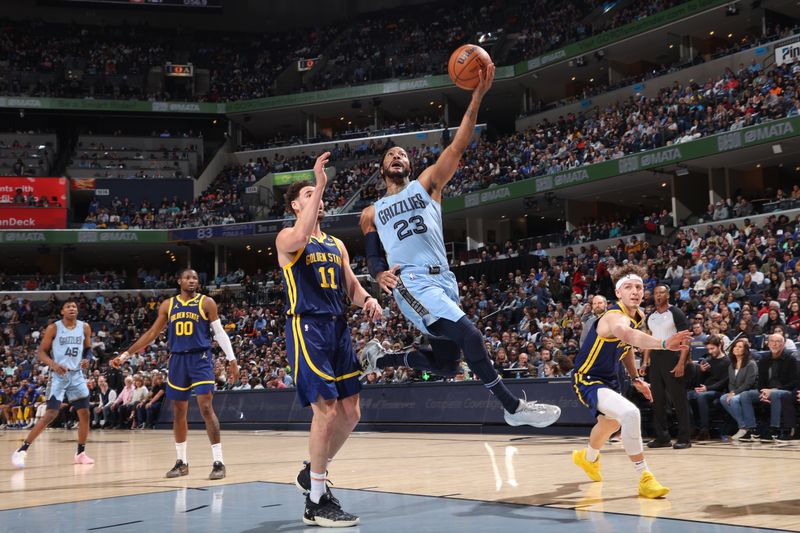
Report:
282,233,346,317
373,180,447,270
573,302,644,416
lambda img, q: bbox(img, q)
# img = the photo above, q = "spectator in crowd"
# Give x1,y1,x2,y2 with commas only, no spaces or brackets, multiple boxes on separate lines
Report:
93,376,117,429
748,334,798,441
720,338,759,441
686,335,730,441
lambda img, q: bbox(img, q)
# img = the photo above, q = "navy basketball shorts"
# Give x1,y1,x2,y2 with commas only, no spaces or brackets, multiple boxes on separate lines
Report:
166,351,216,401
573,372,620,419
286,314,361,407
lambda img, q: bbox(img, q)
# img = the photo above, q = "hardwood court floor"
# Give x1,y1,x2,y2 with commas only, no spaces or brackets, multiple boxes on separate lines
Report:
1,429,798,531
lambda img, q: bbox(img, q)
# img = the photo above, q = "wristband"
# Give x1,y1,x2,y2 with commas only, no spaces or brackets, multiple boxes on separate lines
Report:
119,351,130,361
660,339,667,350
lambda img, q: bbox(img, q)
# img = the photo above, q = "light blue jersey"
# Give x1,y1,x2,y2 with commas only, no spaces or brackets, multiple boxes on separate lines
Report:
374,180,464,334
53,320,86,371
46,319,89,404
373,180,448,270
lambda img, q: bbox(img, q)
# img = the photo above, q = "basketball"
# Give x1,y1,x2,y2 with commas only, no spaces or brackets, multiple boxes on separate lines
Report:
448,44,491,90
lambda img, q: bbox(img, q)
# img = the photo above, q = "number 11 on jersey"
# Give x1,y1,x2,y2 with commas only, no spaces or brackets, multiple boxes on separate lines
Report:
318,266,338,289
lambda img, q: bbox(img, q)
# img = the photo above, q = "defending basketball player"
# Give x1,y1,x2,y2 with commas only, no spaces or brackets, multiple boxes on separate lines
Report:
12,300,95,468
359,63,560,428
110,269,239,480
277,151,382,527
571,264,692,498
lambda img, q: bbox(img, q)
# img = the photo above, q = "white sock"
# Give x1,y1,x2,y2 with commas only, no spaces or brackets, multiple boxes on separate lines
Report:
176,441,187,464
634,459,649,475
211,443,223,464
585,445,600,463
310,470,326,504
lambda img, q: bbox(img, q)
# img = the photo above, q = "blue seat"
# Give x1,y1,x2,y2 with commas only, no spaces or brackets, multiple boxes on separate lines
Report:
690,346,708,361
752,334,765,350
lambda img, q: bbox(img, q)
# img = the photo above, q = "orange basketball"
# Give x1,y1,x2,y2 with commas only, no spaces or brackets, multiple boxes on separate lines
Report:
448,44,491,90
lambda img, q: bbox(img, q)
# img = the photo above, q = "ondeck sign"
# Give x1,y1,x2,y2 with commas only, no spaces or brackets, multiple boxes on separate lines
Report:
0,208,66,229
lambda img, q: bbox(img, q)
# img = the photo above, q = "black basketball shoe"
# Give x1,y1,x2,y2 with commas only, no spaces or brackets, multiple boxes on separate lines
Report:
303,493,359,527
295,461,339,506
209,461,226,480
165,460,189,478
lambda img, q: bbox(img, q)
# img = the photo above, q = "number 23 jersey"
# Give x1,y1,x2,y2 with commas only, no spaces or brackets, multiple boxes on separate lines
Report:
374,179,447,270
282,233,346,317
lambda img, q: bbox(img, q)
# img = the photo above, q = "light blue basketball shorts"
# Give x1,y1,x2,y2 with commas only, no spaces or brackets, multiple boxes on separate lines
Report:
46,370,90,403
392,267,465,335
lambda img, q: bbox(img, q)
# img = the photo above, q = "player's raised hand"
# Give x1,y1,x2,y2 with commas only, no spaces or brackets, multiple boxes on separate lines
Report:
313,151,330,188
665,330,692,351
474,62,495,99
363,297,383,322
633,379,653,402
376,265,400,295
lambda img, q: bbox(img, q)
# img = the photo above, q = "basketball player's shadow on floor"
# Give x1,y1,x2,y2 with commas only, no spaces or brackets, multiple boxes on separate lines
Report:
451,500,583,524
499,481,638,507
703,499,800,518
241,522,362,532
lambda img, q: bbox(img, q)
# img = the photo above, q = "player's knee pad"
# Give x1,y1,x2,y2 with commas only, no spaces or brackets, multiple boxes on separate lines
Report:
618,406,643,455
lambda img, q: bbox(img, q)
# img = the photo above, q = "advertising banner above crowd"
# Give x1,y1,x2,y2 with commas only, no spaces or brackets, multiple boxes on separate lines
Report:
0,208,67,229
0,177,68,206
0,229,169,244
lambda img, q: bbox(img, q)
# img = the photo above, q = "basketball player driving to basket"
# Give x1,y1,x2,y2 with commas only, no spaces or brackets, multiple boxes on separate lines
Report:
359,62,561,429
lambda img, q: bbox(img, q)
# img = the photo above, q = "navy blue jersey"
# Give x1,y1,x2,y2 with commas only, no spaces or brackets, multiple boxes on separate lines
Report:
574,302,643,381
167,294,212,353
282,233,346,317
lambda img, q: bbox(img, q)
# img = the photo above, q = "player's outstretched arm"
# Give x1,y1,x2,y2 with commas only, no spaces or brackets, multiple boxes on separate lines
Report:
111,299,170,368
600,312,692,352
276,151,330,258
204,296,239,383
335,237,383,322
37,323,66,375
418,62,494,201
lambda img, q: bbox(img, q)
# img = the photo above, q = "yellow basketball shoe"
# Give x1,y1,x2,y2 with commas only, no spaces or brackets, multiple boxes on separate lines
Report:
572,449,602,482
638,471,670,498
